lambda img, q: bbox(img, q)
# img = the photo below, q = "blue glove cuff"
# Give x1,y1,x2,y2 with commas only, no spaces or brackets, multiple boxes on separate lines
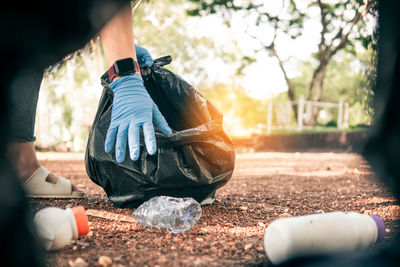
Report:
109,74,143,91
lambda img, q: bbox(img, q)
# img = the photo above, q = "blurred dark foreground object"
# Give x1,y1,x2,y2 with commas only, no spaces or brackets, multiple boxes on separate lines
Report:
85,56,236,208
276,1,400,266
0,1,129,266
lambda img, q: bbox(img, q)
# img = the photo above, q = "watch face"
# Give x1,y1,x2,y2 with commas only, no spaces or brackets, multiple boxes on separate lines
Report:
114,58,136,75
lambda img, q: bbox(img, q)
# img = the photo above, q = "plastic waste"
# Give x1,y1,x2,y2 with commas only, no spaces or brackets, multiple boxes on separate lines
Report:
34,206,89,251
132,196,202,233
264,211,386,264
85,56,235,208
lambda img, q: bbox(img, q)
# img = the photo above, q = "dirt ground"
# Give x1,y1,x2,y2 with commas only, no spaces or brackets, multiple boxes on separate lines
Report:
30,152,400,267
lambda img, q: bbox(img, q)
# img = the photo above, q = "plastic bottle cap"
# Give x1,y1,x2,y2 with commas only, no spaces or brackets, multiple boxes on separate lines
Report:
370,215,385,243
71,206,89,237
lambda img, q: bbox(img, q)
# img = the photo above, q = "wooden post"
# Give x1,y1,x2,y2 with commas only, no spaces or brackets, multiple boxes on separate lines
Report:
297,97,304,131
343,102,349,129
267,101,273,134
338,101,344,129
287,102,292,127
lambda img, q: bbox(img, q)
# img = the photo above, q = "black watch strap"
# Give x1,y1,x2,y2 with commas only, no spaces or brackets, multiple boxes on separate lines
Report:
108,57,140,82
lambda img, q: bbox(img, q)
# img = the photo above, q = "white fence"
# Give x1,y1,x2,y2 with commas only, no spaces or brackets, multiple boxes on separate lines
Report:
266,97,349,134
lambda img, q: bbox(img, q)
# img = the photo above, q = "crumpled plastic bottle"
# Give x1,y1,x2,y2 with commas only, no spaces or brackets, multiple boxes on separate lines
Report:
132,196,202,233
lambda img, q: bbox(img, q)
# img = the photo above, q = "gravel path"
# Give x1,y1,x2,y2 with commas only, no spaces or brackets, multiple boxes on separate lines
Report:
31,152,400,266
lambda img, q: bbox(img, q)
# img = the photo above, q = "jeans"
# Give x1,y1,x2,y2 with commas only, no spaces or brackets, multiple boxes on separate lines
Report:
9,68,44,142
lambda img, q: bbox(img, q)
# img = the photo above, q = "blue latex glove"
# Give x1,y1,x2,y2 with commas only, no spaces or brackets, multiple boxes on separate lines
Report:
135,44,154,67
105,74,172,162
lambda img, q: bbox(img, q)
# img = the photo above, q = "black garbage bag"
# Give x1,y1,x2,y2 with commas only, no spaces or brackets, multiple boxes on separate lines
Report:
85,56,235,208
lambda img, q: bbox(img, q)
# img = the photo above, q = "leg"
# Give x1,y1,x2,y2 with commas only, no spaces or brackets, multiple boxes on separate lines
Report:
7,68,83,194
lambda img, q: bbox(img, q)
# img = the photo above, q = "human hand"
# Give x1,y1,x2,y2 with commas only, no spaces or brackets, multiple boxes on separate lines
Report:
135,44,154,67
105,74,172,162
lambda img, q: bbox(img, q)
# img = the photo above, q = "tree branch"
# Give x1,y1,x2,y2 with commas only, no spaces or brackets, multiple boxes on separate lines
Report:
329,0,375,57
317,0,328,61
245,21,296,110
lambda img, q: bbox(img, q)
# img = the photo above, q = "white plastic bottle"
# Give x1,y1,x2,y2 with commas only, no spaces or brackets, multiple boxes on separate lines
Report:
34,206,89,251
264,212,385,264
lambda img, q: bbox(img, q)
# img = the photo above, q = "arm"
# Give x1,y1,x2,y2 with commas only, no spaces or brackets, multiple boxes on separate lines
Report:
100,4,138,71
99,4,171,163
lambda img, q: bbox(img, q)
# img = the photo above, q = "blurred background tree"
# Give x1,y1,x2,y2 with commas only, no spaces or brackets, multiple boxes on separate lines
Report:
36,0,235,150
187,0,377,125
34,0,377,151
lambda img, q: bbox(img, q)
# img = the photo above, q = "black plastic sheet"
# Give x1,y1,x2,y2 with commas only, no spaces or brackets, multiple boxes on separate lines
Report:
85,56,235,208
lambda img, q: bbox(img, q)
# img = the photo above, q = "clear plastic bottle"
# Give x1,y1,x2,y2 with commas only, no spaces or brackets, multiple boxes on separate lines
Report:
34,206,89,251
132,196,202,233
264,211,386,264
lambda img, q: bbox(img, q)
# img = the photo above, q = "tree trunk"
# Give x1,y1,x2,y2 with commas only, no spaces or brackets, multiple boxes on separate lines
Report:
306,62,328,126
270,46,298,119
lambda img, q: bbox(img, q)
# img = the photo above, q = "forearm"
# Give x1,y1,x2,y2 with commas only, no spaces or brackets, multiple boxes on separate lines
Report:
100,3,137,67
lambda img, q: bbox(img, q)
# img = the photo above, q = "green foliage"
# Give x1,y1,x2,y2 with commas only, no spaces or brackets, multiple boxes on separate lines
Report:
61,94,73,128
133,0,234,83
273,51,374,126
324,120,337,128
187,0,377,120
188,0,306,40
236,56,256,76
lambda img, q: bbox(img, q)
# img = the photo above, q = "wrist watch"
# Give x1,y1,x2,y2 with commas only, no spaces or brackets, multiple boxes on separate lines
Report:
108,57,140,82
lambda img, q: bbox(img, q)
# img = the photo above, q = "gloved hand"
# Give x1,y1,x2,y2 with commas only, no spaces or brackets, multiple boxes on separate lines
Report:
135,44,154,67
105,74,172,162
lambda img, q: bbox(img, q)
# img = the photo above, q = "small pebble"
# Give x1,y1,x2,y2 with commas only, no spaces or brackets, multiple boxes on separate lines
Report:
386,228,391,233
257,222,266,227
316,210,325,214
196,237,204,242
113,256,122,261
69,257,88,267
98,255,113,266
194,258,204,265
244,244,252,251
239,206,248,211
363,210,372,215
200,227,209,233
360,207,366,213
